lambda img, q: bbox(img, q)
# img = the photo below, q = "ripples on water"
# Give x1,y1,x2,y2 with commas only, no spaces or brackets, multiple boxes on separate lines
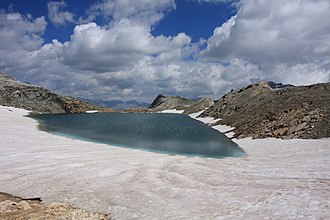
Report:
30,112,245,158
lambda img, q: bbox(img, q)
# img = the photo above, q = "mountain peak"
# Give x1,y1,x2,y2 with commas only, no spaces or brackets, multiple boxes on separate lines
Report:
0,72,110,113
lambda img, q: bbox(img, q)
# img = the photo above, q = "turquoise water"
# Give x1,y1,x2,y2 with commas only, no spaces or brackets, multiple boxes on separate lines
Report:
30,112,245,158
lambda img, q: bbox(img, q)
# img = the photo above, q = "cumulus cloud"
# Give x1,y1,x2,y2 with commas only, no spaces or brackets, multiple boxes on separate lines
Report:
83,0,175,25
203,0,330,63
0,10,46,51
1,0,329,102
0,8,200,101
201,0,330,85
60,20,191,72
192,0,237,4
48,0,75,26
271,63,330,85
0,10,47,77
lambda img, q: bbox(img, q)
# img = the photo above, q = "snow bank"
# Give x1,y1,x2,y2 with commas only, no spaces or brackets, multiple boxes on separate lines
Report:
0,105,329,219
160,109,184,114
86,110,99,113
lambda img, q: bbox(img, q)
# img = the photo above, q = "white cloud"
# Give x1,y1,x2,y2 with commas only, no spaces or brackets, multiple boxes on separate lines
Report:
0,10,46,51
204,0,330,63
201,0,330,86
60,20,191,72
0,10,47,77
1,1,329,102
271,63,330,85
0,8,200,101
48,0,75,26
192,0,237,4
84,0,175,25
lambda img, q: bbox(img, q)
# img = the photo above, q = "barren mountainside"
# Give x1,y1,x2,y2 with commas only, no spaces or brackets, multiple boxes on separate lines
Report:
148,94,215,113
201,82,330,139
148,94,196,110
183,97,214,115
1,72,329,139
0,72,107,113
80,98,149,110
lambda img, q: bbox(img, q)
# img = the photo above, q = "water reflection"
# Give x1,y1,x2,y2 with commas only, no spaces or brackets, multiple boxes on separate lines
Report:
30,112,245,158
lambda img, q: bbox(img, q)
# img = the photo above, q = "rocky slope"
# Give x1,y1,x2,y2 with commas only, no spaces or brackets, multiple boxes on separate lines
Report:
147,94,214,113
0,193,108,220
201,82,330,139
148,94,196,111
183,97,214,115
0,72,114,113
80,98,149,110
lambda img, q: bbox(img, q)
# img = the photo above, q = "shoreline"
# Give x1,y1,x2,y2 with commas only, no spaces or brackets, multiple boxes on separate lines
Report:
0,105,329,219
161,109,236,138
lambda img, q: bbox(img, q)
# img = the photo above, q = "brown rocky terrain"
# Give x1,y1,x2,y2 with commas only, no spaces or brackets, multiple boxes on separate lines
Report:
0,72,115,114
147,94,214,113
123,107,156,113
0,193,108,220
201,82,330,139
183,97,214,114
148,94,196,111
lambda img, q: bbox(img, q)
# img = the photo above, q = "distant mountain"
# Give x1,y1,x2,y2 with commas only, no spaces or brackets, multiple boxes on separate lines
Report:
80,98,149,110
183,97,214,115
0,72,114,113
201,81,330,139
148,94,196,111
147,94,215,113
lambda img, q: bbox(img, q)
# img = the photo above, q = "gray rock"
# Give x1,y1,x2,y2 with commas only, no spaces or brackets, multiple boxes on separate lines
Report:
148,94,196,111
183,97,214,114
148,94,215,114
0,72,100,113
18,201,31,210
295,122,307,132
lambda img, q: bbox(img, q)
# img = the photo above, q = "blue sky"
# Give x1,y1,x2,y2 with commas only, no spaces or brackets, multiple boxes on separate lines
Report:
0,0,236,43
0,0,329,101
152,1,237,42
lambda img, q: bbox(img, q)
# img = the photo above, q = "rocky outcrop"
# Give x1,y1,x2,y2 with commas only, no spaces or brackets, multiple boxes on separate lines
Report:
183,97,214,114
123,108,156,113
201,82,330,139
148,94,196,111
80,98,149,110
148,94,214,114
0,193,107,220
0,72,113,113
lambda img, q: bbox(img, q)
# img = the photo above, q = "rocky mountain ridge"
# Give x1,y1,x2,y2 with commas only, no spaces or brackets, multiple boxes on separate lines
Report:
80,98,149,110
146,94,215,113
148,94,196,110
183,97,214,115
1,72,328,139
0,72,114,114
201,81,330,139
